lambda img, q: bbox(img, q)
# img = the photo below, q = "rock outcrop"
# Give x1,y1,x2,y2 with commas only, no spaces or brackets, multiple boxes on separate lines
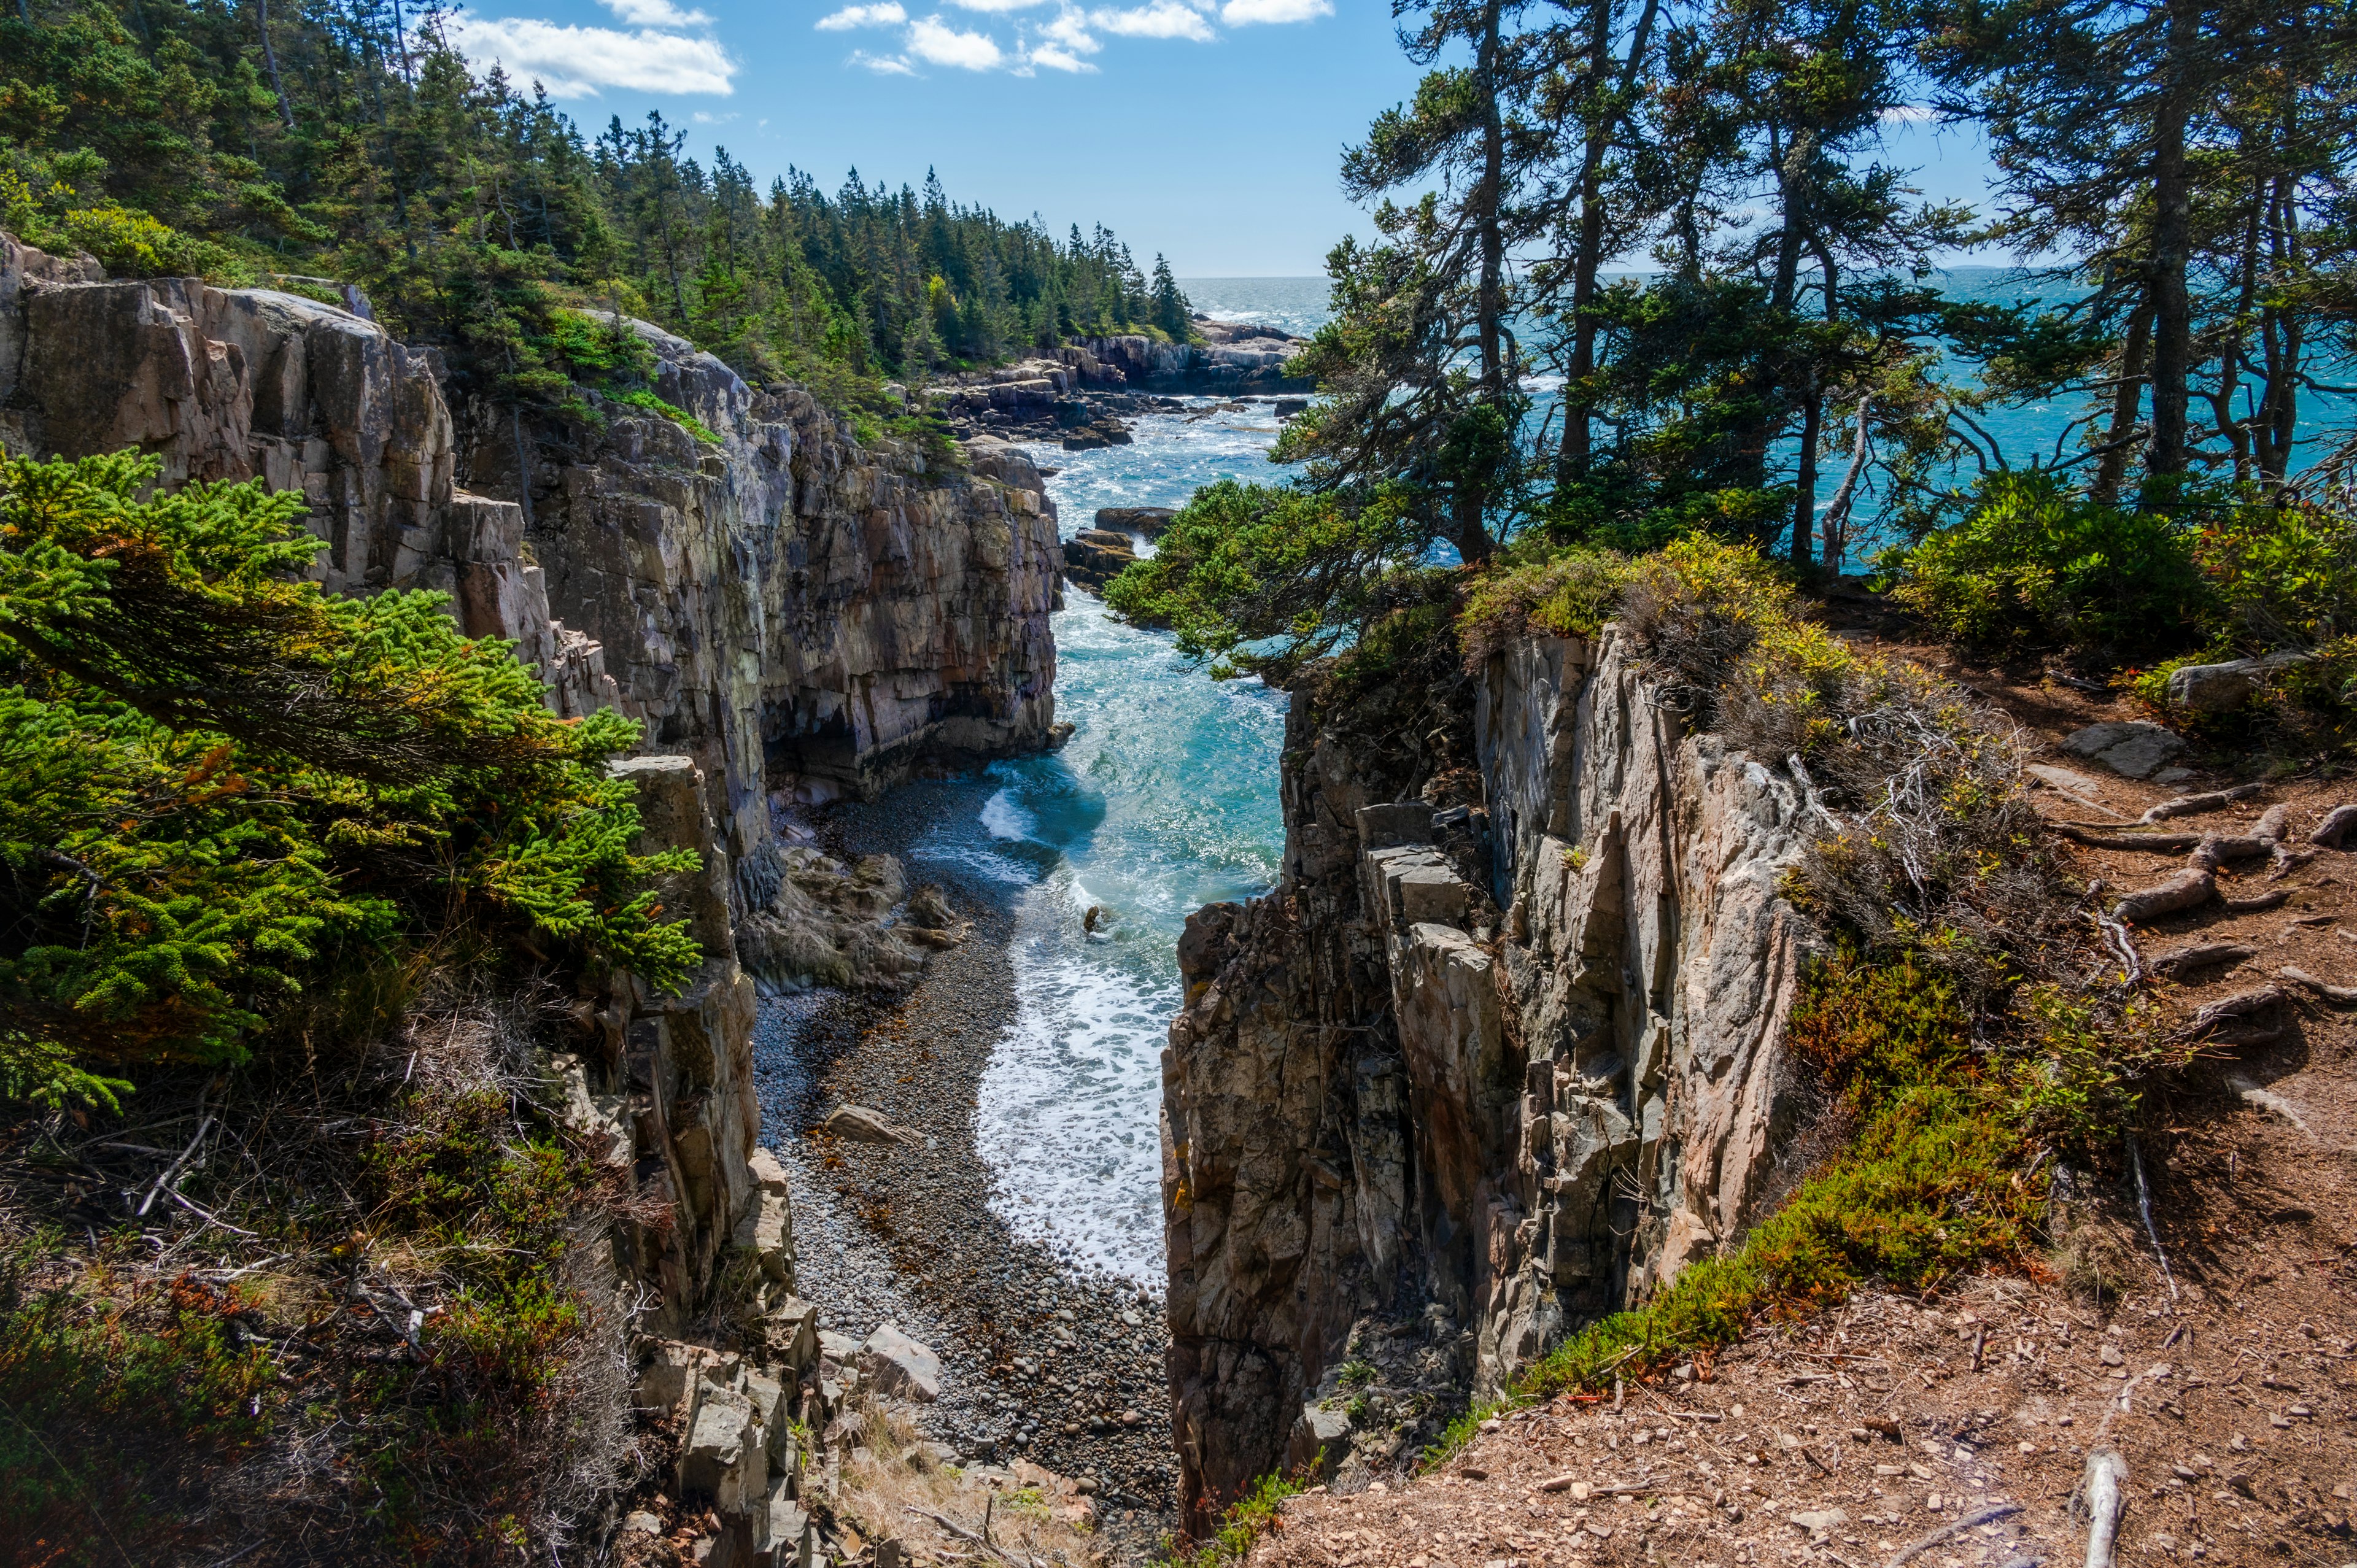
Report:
0,234,1064,991
1067,319,1312,391
1162,627,1820,1526
0,234,1064,1553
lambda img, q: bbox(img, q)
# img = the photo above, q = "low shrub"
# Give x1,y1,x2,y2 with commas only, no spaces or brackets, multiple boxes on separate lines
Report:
0,452,703,1108
1881,473,2212,655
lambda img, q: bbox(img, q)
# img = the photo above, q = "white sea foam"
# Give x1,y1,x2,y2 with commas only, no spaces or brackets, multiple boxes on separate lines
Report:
967,404,1291,1288
979,787,1036,841
977,872,1172,1283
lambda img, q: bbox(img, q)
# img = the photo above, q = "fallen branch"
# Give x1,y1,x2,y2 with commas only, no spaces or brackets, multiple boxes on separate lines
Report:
1884,1502,2024,1567
136,1095,215,1219
2125,1134,2177,1304
2280,966,2357,1005
2140,784,2265,824
906,1508,1037,1568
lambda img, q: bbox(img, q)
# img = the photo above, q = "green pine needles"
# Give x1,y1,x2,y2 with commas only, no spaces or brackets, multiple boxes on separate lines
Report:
0,452,703,1110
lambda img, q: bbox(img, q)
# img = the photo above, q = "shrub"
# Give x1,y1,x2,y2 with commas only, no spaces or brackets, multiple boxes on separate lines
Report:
0,452,703,1106
1882,473,2212,655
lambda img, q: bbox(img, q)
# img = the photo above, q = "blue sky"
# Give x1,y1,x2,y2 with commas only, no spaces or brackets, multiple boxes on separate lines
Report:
439,0,2010,276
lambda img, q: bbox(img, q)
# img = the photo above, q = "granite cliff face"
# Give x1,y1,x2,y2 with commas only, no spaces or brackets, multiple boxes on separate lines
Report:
0,226,1058,1340
1161,627,1820,1525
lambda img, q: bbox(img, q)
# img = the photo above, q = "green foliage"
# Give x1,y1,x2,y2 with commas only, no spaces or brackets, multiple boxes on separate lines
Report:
1883,473,2213,654
1103,478,1428,681
1158,1469,1309,1568
0,0,1177,413
0,1247,281,1550
614,388,722,445
0,453,702,1104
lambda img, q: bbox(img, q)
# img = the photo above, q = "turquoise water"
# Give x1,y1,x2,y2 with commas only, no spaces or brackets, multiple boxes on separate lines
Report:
962,276,2348,1285
937,403,1293,1283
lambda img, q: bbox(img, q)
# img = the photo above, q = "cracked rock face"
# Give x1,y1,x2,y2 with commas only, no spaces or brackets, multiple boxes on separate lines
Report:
1161,627,1817,1529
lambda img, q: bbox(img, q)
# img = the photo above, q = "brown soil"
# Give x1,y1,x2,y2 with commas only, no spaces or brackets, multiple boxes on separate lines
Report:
1248,615,2357,1568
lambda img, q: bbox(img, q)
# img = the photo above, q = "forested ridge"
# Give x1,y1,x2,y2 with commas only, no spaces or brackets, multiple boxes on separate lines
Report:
0,0,1191,409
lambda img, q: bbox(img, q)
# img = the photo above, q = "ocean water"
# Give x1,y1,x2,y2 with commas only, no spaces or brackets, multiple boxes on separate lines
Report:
957,272,2346,1287
927,403,1294,1284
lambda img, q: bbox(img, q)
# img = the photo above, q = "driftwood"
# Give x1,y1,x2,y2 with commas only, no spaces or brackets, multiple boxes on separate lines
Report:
2150,942,2254,976
2310,803,2357,848
2281,966,2357,1005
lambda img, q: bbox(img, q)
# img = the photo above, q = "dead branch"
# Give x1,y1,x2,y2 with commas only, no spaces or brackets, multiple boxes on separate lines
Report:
2078,1448,2128,1568
1884,1502,2024,1567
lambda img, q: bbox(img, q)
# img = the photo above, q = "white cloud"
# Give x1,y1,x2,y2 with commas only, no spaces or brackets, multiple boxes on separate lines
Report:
1880,104,1934,123
691,109,737,122
908,14,1005,66
850,47,918,71
1089,0,1213,38
597,0,712,25
444,15,737,95
945,0,1050,10
816,2,906,26
1219,0,1328,20
1040,6,1101,50
1029,43,1096,69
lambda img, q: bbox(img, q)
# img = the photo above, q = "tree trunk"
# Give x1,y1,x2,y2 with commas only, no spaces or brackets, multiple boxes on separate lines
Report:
1792,374,1821,568
257,0,296,131
1557,0,1659,483
2094,293,2154,506
1463,0,1505,563
2146,0,2197,480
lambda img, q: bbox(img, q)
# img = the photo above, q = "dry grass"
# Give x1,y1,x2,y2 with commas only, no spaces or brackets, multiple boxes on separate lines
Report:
832,1393,1104,1568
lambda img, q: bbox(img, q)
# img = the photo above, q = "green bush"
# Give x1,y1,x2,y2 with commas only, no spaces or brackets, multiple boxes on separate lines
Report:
1883,473,2213,654
0,452,703,1107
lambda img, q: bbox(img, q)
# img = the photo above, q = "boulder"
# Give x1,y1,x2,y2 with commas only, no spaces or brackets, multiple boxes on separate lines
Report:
858,1323,943,1402
762,1295,820,1373
635,1340,714,1419
2062,720,2187,779
756,1480,811,1568
1094,506,1176,536
679,1381,764,1512
2164,651,2312,713
822,1104,922,1145
1285,1404,1352,1481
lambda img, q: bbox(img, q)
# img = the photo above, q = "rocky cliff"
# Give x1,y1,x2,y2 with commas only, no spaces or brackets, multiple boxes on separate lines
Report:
1161,626,1821,1525
0,232,1066,1556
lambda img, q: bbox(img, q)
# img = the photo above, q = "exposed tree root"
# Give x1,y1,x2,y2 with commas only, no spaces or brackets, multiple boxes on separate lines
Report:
2149,942,2254,977
2138,783,2266,824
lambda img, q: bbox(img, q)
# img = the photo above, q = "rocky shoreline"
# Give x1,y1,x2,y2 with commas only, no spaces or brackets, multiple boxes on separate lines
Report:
750,779,1183,1559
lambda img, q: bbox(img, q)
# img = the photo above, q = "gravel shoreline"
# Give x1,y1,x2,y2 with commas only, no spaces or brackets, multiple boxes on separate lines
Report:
749,777,1182,1560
